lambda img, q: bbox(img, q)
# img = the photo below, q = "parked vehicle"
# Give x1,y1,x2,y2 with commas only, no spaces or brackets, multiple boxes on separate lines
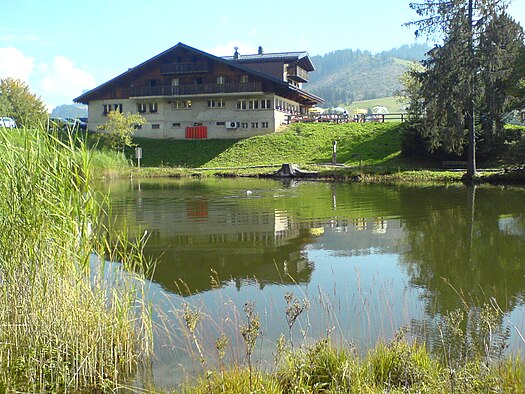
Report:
48,117,68,130
64,117,87,131
0,117,16,129
48,117,87,131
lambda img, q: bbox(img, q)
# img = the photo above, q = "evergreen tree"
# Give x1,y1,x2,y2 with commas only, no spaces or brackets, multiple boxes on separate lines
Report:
478,12,525,147
405,0,524,176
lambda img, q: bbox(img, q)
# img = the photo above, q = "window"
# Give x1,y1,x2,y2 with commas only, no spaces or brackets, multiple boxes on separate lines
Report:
237,99,271,110
113,104,122,113
103,104,112,115
261,122,269,128
173,100,192,109
172,122,181,127
171,78,179,86
148,79,158,87
217,75,225,85
152,124,160,129
149,102,158,113
251,122,259,128
216,121,225,126
260,99,272,109
137,103,147,113
241,122,249,129
194,77,202,85
207,99,225,108
237,99,247,110
240,74,248,84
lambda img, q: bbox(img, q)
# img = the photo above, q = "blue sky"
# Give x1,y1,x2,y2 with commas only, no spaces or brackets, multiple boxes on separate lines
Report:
1,0,524,110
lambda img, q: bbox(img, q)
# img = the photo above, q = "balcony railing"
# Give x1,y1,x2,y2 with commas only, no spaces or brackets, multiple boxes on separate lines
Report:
130,82,263,97
160,62,210,74
287,66,309,83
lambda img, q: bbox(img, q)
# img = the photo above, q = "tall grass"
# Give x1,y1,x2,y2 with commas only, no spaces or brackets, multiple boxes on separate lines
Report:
0,127,152,392
169,280,525,393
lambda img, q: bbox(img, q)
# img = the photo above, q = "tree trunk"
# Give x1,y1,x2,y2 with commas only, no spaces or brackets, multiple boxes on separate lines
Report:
466,0,477,180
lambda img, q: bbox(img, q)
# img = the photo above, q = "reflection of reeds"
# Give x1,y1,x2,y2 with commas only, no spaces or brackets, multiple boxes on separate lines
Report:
0,128,152,391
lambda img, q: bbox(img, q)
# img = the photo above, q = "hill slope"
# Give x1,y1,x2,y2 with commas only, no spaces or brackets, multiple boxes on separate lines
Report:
306,43,429,107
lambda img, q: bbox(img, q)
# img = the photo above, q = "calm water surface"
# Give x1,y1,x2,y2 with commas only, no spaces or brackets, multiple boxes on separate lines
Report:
98,178,525,388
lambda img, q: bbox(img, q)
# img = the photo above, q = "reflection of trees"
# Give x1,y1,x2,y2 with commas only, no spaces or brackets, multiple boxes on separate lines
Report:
398,185,525,358
142,232,314,295
400,186,525,314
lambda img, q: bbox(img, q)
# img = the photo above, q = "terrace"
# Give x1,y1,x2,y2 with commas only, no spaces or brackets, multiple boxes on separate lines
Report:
130,82,263,97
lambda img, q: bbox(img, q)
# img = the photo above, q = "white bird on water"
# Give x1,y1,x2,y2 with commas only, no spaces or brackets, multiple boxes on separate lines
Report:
246,190,253,195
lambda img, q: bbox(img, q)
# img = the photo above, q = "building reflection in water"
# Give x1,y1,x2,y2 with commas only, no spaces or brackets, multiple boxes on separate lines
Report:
111,180,406,296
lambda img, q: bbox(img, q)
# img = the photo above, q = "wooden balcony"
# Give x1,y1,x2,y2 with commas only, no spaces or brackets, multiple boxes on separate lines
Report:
160,62,210,75
287,65,309,83
130,82,263,97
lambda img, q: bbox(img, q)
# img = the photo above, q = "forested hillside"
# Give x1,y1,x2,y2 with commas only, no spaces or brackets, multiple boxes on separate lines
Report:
306,43,430,107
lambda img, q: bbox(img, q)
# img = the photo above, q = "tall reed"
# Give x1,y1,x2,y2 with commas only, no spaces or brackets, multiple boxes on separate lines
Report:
0,127,151,392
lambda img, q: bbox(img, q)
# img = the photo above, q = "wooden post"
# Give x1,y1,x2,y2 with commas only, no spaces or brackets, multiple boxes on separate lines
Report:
332,140,337,165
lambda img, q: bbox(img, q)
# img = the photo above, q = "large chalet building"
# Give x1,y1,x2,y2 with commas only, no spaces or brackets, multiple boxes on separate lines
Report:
74,43,324,139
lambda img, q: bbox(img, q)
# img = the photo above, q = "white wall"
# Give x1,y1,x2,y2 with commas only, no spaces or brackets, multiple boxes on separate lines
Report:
88,93,303,139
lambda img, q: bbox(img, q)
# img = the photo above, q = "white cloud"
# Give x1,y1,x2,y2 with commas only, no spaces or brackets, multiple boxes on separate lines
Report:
36,56,96,109
0,48,96,109
0,47,35,82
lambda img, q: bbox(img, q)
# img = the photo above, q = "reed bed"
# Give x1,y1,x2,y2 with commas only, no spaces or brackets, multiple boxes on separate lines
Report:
0,127,152,392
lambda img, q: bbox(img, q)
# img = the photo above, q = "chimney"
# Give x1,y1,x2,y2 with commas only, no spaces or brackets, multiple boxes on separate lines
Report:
258,46,263,55
234,46,239,60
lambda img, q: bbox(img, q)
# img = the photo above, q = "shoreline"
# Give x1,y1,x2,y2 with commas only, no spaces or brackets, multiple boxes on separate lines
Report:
106,164,525,186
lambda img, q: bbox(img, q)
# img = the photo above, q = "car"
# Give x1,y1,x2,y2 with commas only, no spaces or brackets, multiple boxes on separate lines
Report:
48,117,68,130
64,117,87,131
0,116,16,129
48,117,87,131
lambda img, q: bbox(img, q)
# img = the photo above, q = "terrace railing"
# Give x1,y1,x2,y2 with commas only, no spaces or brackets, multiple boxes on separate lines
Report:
160,62,210,74
130,82,262,97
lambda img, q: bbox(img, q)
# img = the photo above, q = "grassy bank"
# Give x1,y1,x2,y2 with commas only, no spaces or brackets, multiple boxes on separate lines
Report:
86,122,524,183
178,339,525,393
0,127,152,392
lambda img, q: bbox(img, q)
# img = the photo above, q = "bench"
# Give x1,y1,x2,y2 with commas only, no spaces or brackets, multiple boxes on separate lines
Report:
442,160,468,169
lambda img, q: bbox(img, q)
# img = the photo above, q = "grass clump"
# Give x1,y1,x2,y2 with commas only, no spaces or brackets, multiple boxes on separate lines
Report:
0,127,152,392
367,337,442,392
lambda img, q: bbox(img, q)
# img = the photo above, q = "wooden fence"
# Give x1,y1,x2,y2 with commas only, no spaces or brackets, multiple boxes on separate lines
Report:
289,112,407,124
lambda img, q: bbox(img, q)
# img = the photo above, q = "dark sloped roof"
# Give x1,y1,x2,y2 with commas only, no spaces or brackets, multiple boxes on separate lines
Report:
223,51,315,71
74,42,322,104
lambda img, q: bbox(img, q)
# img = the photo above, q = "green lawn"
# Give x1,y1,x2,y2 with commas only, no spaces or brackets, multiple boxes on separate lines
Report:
125,122,406,169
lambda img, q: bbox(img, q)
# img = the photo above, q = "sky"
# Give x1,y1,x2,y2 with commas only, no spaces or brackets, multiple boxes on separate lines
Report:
1,0,524,110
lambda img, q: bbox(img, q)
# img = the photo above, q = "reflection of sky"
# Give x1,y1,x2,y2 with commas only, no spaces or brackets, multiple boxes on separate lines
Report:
498,215,525,237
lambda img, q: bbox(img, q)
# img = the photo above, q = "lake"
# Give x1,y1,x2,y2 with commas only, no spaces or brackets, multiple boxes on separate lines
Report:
98,178,525,388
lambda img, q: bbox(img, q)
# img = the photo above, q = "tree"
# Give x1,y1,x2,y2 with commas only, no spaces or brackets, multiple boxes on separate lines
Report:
0,78,48,128
405,0,524,178
97,110,147,152
477,13,525,145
